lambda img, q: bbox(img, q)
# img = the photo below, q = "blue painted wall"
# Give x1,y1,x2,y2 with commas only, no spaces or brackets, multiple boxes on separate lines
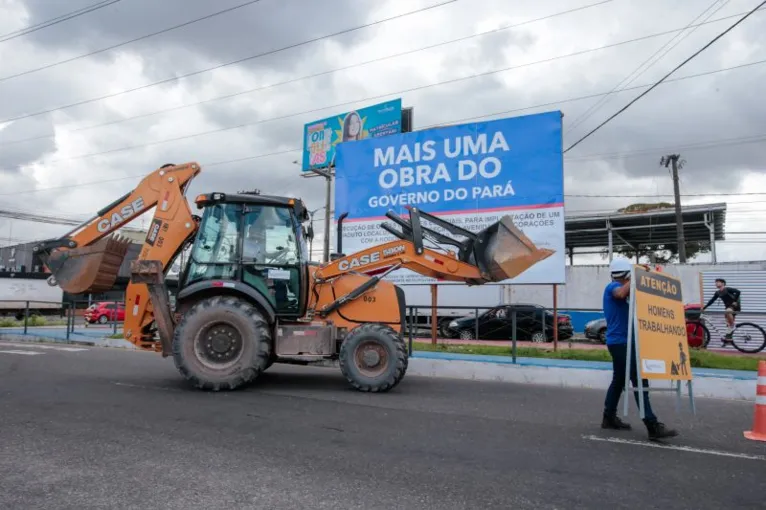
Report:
559,310,604,334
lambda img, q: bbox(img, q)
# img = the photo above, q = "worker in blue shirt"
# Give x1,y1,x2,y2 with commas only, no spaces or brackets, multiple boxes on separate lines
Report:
602,258,678,440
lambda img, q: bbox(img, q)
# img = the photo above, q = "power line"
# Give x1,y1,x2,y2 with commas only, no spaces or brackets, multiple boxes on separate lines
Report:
0,0,457,124
1,54,764,195
3,4,757,131
1,51,764,192
419,58,766,130
5,19,764,169
0,0,267,83
565,0,730,134
563,0,766,153
566,192,766,197
0,0,613,147
566,129,766,160
0,0,122,43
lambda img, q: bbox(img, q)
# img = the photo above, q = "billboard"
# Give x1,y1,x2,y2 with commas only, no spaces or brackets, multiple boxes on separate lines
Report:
334,110,565,285
301,99,403,172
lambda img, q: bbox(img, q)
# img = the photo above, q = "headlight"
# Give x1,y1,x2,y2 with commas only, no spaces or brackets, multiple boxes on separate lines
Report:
449,320,458,328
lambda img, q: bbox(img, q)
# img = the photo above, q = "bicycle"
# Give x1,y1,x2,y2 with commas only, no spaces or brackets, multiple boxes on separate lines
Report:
685,313,766,354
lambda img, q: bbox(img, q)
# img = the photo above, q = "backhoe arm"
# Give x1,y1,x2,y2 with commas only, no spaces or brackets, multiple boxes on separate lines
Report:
36,162,202,352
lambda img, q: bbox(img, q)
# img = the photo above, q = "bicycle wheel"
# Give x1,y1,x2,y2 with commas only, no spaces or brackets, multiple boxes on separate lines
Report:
731,322,766,354
686,321,710,349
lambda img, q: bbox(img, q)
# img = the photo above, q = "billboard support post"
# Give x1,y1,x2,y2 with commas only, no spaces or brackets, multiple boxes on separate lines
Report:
306,166,333,263
430,284,438,345
553,284,559,352
324,170,332,263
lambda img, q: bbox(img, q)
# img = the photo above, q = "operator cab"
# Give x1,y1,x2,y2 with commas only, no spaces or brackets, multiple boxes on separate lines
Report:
183,192,312,318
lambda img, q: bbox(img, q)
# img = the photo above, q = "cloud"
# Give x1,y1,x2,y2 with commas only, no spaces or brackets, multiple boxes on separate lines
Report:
0,0,763,264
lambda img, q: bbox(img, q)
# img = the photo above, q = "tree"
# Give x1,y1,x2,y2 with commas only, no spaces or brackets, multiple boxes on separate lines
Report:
605,241,710,264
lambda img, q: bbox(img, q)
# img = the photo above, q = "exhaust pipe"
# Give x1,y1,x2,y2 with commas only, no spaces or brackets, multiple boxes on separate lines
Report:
334,212,349,259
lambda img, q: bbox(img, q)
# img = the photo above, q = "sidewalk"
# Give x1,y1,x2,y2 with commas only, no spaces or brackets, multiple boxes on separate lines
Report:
407,351,757,402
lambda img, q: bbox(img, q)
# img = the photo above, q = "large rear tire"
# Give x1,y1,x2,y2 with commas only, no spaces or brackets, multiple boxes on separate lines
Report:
339,323,408,392
172,295,271,391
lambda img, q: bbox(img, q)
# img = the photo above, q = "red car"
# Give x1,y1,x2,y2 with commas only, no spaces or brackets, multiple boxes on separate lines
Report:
84,302,125,324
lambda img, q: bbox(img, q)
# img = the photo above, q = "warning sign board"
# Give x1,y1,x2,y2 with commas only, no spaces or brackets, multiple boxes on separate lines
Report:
623,264,695,419
632,266,692,381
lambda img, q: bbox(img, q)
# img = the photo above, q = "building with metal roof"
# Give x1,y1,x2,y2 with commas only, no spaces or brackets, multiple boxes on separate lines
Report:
564,202,726,263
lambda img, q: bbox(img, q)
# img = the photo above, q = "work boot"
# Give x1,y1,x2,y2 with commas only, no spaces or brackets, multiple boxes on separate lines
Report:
602,413,631,430
645,420,678,440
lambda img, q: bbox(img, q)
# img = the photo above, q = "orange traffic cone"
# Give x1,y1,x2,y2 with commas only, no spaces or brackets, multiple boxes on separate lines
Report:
744,360,766,442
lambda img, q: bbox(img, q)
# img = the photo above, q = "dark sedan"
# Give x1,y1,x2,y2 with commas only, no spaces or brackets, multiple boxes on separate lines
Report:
446,304,573,342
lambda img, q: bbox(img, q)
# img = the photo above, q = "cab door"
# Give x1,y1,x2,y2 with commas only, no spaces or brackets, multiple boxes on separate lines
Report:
240,205,304,317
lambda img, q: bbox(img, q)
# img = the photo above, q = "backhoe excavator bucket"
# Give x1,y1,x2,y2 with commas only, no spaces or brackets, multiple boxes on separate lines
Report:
473,215,555,282
44,235,132,294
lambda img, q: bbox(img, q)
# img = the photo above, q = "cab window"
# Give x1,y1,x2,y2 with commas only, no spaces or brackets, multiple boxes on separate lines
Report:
185,203,241,284
241,205,303,316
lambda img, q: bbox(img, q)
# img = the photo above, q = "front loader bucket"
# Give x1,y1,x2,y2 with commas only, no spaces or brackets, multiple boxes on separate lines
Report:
44,235,132,294
474,215,555,282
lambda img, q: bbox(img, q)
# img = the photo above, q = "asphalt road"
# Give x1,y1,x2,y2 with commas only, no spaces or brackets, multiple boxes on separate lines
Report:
1,341,764,510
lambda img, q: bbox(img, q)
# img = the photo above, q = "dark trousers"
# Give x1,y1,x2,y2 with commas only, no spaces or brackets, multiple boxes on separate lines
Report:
604,342,657,422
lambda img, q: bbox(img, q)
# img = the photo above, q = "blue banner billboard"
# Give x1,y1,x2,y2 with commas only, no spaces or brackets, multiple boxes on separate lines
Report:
301,98,402,172
334,110,565,284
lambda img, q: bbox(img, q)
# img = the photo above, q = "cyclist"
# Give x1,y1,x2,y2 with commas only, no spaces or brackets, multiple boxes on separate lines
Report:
702,278,741,341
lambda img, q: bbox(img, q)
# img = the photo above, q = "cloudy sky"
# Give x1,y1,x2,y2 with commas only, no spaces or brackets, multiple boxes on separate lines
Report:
0,0,764,264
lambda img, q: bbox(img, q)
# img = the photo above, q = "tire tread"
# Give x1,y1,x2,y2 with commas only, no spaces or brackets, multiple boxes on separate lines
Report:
339,323,408,393
172,295,271,391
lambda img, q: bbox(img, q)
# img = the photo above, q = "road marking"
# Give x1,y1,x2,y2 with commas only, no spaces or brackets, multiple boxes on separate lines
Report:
0,343,88,352
0,350,43,356
582,435,766,461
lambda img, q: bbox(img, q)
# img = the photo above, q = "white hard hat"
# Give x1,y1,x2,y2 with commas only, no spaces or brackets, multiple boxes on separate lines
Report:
609,257,632,279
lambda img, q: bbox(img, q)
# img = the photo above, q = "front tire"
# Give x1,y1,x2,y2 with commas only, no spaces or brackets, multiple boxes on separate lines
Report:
172,295,271,391
731,322,766,354
339,323,408,392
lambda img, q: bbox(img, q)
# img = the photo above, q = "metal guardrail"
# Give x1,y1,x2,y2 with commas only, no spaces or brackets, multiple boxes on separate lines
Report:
403,304,579,363
0,299,124,339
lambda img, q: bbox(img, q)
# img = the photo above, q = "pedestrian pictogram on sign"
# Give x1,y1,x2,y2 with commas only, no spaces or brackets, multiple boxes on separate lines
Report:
625,265,696,418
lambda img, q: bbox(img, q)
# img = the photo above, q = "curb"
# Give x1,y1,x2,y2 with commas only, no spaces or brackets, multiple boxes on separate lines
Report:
0,333,136,350
407,355,757,402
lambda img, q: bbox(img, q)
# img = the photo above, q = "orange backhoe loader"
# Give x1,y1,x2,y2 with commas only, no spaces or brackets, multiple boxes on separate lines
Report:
34,162,552,392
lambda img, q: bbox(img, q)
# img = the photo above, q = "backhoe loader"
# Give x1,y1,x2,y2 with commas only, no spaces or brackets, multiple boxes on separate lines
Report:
35,162,554,392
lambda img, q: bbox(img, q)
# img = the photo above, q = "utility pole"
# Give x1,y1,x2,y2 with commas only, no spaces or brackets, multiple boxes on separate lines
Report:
660,154,686,263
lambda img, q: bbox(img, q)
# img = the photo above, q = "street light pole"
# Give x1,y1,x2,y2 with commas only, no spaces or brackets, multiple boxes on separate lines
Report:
294,160,333,263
